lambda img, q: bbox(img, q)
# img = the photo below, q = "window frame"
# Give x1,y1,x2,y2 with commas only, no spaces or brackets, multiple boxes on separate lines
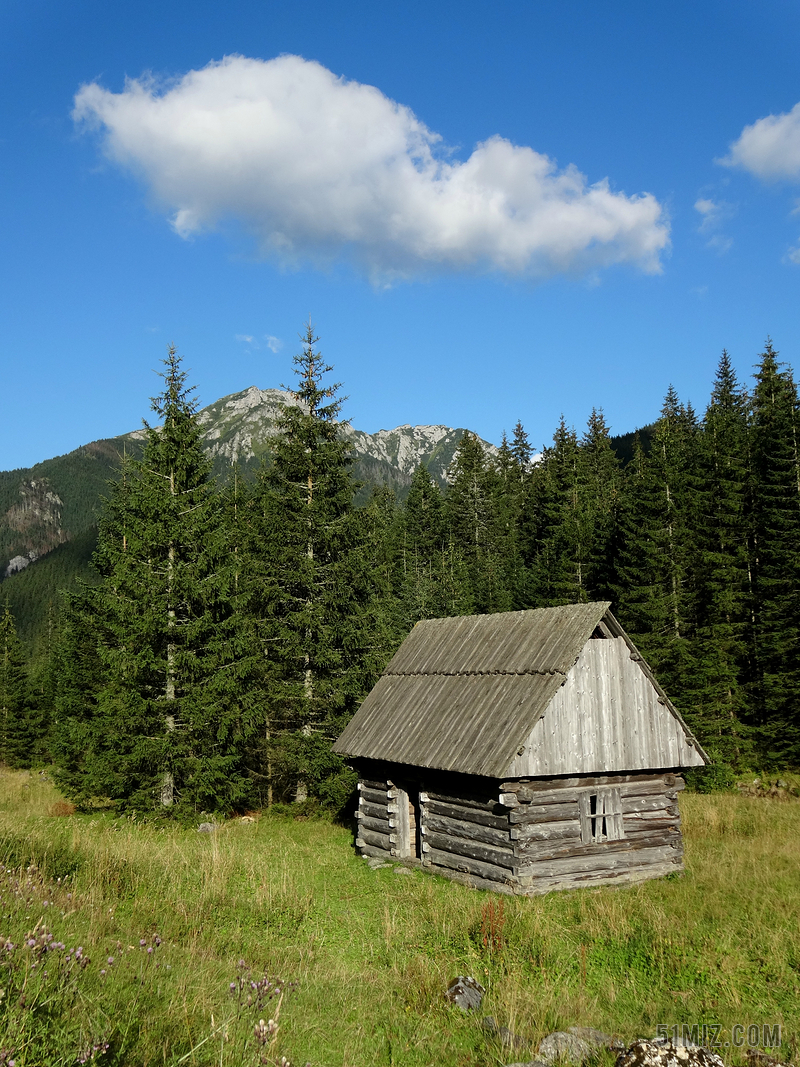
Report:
578,787,624,844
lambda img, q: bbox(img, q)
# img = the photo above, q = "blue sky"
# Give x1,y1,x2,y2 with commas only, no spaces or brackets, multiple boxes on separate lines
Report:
2,0,800,470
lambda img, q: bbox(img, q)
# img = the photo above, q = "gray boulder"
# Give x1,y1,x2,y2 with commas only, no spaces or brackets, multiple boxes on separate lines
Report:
366,856,391,869
504,1062,551,1067
482,1016,528,1051
538,1031,598,1064
444,976,485,1012
617,1041,726,1067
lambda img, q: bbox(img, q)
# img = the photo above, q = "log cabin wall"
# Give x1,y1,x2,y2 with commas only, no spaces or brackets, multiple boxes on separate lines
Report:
354,777,393,858
419,786,515,894
501,772,684,894
353,762,685,896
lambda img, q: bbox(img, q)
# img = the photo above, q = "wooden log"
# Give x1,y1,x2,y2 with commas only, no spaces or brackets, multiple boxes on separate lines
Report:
509,802,580,824
517,828,681,865
500,773,674,795
358,779,388,792
621,794,679,814
360,786,390,806
519,859,683,895
356,841,392,859
424,799,510,831
621,777,683,797
423,812,511,848
516,842,681,880
358,827,392,850
424,844,515,883
510,821,581,844
424,830,515,870
624,823,681,839
359,815,393,834
427,865,517,895
359,800,390,821
624,812,680,827
422,791,505,812
500,787,583,806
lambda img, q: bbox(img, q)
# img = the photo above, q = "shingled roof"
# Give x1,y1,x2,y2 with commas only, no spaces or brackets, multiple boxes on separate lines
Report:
335,603,627,778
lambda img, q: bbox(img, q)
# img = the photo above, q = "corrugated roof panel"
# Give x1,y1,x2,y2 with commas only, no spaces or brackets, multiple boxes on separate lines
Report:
334,672,568,777
385,603,610,676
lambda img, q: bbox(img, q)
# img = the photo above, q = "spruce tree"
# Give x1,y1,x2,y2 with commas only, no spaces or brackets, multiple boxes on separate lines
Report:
54,348,258,814
0,602,42,768
445,432,512,613
748,341,800,764
578,408,622,601
614,388,701,707
245,324,373,806
692,352,753,764
399,464,471,622
519,417,586,606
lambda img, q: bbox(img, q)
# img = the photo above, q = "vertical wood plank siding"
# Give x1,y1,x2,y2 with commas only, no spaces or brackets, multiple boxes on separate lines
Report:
506,639,703,777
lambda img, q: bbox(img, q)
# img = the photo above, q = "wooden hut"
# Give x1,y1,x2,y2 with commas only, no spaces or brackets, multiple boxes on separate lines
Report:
333,603,707,895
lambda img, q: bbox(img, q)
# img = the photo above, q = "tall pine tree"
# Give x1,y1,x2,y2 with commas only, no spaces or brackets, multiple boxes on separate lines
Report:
445,432,512,613
54,348,259,814
0,602,44,768
615,388,701,707
748,341,800,764
245,324,375,806
692,352,753,763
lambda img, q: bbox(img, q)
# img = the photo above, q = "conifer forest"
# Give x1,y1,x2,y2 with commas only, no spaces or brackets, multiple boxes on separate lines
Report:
2,328,799,815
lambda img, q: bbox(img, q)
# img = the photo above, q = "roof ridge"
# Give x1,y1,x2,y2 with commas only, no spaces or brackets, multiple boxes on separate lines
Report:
383,668,567,678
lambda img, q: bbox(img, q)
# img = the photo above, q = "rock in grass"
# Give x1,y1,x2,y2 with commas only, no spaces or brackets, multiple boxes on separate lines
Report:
366,856,391,869
538,1031,597,1063
504,1061,551,1067
617,1041,726,1067
537,1027,616,1063
393,865,413,875
569,1028,616,1047
444,976,485,1012
482,1016,528,1050
197,822,217,833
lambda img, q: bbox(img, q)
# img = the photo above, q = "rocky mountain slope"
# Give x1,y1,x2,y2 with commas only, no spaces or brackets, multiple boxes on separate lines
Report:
0,386,498,579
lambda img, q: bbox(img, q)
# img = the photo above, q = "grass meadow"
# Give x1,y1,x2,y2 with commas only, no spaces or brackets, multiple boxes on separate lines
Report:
0,771,797,1067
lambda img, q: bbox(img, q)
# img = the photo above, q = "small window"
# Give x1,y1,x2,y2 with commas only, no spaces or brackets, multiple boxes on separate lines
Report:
579,788,624,843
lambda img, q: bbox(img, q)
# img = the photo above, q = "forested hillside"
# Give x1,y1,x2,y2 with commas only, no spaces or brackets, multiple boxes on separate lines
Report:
2,335,798,814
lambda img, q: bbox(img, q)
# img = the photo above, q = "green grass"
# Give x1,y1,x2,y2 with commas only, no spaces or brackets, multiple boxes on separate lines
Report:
0,772,798,1067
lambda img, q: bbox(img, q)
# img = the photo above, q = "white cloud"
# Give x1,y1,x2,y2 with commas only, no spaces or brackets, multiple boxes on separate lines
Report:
721,102,800,181
784,243,800,265
693,196,734,253
706,234,733,254
694,197,720,231
73,54,669,283
235,332,282,352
